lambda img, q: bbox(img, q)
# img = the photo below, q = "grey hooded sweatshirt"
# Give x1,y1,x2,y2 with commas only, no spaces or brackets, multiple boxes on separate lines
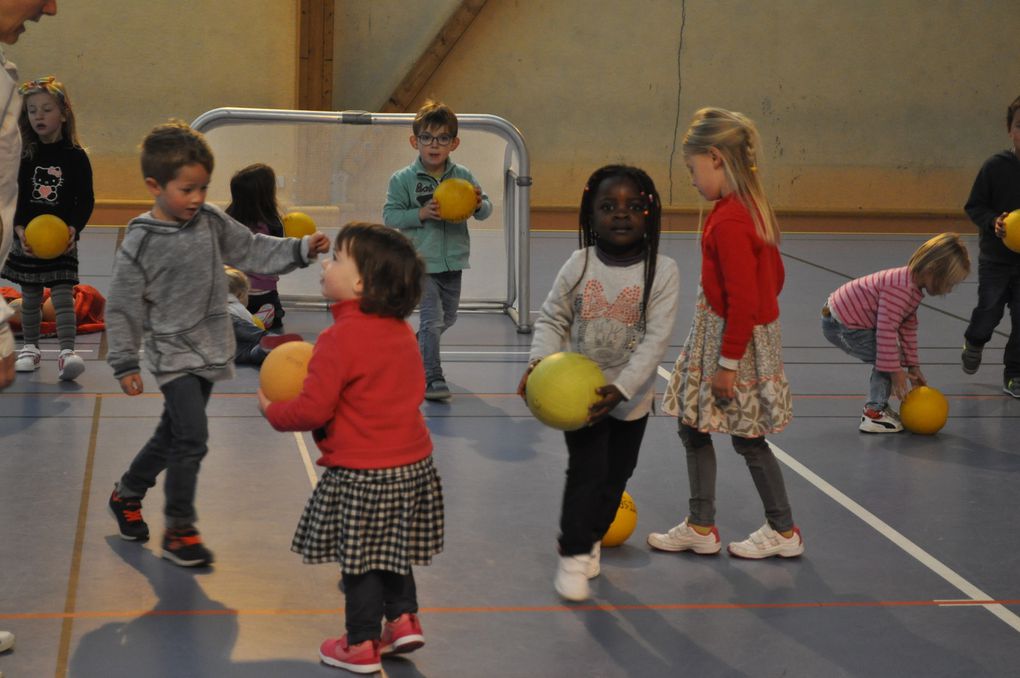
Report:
106,203,310,386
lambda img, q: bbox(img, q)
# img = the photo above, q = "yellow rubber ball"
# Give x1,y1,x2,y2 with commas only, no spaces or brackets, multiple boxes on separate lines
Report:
602,491,637,547
1003,210,1020,254
25,214,69,259
259,340,315,402
283,211,317,238
525,352,606,431
899,385,949,435
433,178,477,222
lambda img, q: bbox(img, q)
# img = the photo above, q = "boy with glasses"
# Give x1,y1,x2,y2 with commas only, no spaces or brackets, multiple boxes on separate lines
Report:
384,100,492,401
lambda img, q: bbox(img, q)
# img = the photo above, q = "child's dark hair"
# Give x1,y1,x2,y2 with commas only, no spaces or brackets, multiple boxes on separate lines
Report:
1008,94,1020,130
412,99,458,137
578,164,662,324
141,120,214,186
18,76,81,160
226,163,283,237
334,223,424,318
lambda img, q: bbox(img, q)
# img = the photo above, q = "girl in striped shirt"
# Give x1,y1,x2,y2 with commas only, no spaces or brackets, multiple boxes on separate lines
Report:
822,233,970,433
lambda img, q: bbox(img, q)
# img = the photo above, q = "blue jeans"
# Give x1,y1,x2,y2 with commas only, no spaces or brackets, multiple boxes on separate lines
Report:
964,259,1020,381
821,313,891,410
419,271,462,383
118,375,213,528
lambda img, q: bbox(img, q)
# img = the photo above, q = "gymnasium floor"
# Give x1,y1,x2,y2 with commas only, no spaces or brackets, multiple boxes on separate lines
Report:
1,227,1019,677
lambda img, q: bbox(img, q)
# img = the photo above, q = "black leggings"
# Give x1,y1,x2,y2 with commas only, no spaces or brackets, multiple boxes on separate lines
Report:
341,569,418,644
559,416,648,556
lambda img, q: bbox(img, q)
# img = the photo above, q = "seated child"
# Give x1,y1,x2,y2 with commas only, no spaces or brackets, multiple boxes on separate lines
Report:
225,266,299,365
822,233,970,433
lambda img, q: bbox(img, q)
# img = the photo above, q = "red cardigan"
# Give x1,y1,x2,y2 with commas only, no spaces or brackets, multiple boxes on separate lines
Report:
700,194,784,364
264,299,432,469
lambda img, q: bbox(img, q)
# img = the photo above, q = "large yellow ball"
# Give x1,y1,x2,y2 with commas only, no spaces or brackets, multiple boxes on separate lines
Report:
602,491,637,547
259,340,314,402
899,385,949,435
1003,209,1020,254
433,178,477,222
283,211,317,238
25,214,69,259
525,352,606,431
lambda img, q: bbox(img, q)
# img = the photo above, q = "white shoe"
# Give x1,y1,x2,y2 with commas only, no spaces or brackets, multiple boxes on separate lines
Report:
554,554,591,601
859,406,903,433
0,629,14,652
647,518,721,554
58,349,85,381
587,542,601,579
14,345,40,372
728,523,804,559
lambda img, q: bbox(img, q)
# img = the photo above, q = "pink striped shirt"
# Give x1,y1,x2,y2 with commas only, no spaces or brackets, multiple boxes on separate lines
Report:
827,266,923,372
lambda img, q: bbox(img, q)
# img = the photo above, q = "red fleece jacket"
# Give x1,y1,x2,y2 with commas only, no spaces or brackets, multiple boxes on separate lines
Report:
700,194,784,363
264,299,432,469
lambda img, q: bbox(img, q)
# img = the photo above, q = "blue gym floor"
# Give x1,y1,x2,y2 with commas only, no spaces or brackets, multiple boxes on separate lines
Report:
1,228,1018,677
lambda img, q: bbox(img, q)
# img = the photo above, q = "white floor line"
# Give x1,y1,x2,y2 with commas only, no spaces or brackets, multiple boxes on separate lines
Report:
768,441,1020,634
655,365,1020,634
293,432,318,488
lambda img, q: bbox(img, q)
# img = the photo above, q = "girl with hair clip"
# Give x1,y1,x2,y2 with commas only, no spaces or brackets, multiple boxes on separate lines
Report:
226,163,286,329
648,108,803,560
519,165,680,602
2,75,93,380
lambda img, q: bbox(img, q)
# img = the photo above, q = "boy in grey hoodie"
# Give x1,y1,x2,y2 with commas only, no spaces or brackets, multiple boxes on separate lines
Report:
105,121,329,567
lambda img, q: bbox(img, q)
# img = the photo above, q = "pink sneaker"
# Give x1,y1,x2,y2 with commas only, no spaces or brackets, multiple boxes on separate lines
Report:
380,613,425,655
319,635,381,673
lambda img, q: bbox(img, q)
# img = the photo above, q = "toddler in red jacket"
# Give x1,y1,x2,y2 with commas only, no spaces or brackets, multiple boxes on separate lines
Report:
259,222,443,674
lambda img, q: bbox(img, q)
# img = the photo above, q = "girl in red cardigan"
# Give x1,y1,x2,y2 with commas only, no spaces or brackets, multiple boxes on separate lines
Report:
259,223,443,674
649,108,803,560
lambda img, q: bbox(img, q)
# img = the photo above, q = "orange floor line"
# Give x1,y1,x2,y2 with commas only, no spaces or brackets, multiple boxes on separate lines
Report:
4,598,1018,621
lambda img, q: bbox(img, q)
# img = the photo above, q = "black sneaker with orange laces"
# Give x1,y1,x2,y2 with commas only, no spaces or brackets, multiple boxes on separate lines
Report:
108,486,149,541
162,526,214,567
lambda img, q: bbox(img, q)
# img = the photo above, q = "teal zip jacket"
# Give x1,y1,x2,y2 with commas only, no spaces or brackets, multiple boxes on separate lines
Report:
383,157,492,273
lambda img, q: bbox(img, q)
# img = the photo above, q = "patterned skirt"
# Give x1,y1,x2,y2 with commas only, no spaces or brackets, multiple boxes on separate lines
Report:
662,290,792,437
1,237,80,286
291,456,445,575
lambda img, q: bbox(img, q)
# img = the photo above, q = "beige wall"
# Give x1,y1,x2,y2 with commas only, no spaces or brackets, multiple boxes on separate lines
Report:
5,0,299,203
3,1,1017,215
333,0,1020,213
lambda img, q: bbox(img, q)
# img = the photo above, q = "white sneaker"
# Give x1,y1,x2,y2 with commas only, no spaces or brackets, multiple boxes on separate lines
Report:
859,406,903,433
554,554,591,601
14,345,40,372
728,523,804,559
57,349,85,381
587,542,601,579
0,629,13,652
647,518,721,554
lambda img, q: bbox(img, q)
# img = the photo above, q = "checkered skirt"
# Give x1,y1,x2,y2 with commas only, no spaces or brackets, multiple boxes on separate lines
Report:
662,289,793,437
291,456,444,575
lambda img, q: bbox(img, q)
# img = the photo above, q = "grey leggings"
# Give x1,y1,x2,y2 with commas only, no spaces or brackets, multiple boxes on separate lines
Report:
679,422,795,532
20,282,76,351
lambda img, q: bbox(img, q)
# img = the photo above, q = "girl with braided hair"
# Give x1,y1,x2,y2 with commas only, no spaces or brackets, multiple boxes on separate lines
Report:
519,164,680,601
648,107,803,560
